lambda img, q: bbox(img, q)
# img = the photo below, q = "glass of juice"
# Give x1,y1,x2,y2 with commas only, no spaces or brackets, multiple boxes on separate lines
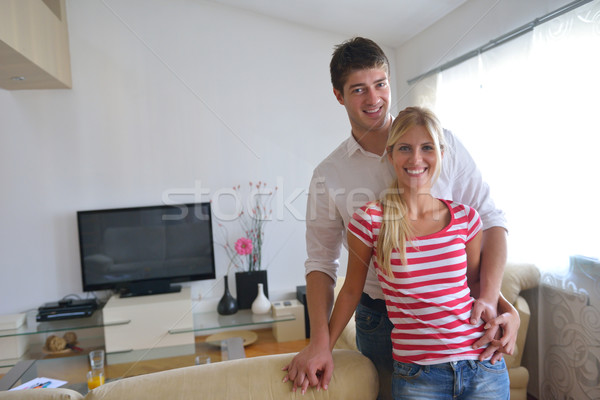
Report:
87,370,105,390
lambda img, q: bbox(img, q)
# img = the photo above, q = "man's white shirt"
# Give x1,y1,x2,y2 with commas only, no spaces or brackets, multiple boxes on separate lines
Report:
305,129,506,300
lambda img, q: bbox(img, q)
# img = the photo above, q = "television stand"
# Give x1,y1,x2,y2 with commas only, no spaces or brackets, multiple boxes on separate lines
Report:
118,280,182,298
103,287,194,363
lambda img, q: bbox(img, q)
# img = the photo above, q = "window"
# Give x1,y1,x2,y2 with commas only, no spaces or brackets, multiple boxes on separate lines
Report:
432,1,600,272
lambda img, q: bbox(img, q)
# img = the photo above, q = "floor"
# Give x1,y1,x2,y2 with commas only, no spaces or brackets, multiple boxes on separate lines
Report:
106,328,309,378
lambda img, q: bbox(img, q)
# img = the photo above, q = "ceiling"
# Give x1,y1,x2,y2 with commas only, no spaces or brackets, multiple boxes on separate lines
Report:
206,0,468,48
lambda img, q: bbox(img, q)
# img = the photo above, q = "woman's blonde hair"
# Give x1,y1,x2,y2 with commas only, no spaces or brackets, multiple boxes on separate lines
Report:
376,107,446,276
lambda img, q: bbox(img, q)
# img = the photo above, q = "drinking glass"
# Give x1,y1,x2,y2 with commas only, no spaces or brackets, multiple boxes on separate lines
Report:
87,369,105,390
89,349,105,370
195,354,211,365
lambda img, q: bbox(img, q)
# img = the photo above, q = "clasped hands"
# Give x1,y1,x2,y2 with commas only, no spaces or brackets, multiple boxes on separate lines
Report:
281,340,333,395
281,299,520,394
470,297,519,363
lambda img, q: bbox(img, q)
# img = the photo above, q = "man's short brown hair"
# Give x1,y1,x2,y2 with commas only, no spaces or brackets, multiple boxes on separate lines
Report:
330,37,390,94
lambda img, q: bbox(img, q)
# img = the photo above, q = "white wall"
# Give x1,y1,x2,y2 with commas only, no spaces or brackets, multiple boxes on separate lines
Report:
0,0,397,315
394,0,573,108
2,0,569,316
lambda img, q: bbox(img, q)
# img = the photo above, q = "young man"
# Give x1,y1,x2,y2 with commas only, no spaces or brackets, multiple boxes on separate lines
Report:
283,37,519,399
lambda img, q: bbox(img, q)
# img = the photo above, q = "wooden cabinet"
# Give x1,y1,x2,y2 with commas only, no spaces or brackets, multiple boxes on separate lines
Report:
0,0,72,90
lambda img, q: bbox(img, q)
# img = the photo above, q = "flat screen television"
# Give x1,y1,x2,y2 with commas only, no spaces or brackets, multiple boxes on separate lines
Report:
77,202,216,297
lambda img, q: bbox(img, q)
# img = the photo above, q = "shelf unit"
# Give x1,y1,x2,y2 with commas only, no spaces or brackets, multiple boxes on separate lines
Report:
0,310,129,339
0,310,129,369
1,296,298,368
169,309,296,334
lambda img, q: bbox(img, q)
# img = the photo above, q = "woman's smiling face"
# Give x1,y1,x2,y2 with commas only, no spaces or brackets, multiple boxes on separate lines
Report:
387,125,440,192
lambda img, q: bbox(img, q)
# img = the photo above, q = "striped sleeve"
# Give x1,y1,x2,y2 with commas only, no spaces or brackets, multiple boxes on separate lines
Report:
465,205,483,243
348,203,376,248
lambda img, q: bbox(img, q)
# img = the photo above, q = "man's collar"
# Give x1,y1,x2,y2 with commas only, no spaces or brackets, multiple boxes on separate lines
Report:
345,132,362,156
345,114,393,158
344,131,389,160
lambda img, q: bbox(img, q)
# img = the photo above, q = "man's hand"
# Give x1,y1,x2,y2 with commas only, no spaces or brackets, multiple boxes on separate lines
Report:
473,308,520,363
470,298,497,325
283,272,337,393
282,341,334,394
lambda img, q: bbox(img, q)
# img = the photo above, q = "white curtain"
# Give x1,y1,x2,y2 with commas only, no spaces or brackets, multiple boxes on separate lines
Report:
428,0,600,274
417,2,600,398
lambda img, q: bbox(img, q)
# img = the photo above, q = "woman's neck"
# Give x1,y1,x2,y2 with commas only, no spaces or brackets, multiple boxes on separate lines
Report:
401,190,436,221
399,189,449,237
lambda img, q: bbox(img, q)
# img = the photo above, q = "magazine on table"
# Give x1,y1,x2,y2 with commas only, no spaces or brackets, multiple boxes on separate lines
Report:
9,377,67,390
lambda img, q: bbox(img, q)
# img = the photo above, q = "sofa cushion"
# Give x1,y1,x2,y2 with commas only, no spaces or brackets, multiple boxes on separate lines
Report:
0,388,83,400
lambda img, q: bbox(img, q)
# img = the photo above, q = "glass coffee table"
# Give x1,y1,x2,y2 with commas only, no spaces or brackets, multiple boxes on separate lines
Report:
0,337,246,394
1,309,296,394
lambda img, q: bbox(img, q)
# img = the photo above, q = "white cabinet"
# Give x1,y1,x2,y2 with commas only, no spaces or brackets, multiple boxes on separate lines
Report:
272,300,305,342
0,314,28,361
102,288,194,363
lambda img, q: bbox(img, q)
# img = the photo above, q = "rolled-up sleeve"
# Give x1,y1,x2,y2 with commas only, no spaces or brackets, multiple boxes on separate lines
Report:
304,169,345,283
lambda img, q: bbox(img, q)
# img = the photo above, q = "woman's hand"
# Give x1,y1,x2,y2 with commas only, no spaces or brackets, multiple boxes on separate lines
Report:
472,296,520,363
282,341,334,394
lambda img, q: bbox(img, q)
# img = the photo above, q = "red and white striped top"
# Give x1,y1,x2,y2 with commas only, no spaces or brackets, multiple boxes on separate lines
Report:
349,199,485,365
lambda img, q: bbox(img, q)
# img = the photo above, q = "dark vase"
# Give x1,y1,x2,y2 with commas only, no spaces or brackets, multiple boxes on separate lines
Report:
217,276,238,315
235,270,268,310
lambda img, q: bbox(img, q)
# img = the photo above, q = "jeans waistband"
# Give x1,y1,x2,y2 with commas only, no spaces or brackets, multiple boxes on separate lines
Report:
359,293,387,313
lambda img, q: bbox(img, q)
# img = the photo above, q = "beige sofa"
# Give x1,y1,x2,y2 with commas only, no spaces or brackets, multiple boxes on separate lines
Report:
0,350,377,400
0,262,538,400
498,262,540,400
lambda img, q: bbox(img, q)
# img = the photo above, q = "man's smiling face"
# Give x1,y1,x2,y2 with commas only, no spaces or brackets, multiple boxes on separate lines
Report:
334,67,391,137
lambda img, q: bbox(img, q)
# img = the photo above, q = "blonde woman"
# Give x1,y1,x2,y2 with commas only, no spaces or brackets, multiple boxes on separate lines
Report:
328,107,510,399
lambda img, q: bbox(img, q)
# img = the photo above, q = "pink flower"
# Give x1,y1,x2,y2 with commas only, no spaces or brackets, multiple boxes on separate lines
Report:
234,237,253,256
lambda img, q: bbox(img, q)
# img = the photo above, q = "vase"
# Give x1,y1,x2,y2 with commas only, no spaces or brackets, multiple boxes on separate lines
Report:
217,276,238,315
251,283,271,314
235,270,268,310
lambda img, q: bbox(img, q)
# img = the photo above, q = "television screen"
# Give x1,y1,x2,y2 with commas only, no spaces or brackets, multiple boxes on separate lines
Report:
77,202,216,297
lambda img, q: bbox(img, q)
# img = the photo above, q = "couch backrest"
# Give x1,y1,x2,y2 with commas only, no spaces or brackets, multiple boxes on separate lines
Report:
84,350,377,400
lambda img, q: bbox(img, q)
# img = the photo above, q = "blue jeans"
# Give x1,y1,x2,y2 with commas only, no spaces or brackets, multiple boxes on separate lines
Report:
355,302,394,400
392,359,510,400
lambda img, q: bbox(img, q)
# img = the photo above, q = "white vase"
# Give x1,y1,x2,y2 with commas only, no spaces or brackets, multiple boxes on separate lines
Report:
251,283,271,314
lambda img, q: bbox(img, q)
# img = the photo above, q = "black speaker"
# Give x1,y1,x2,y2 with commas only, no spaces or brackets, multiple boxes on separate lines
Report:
296,285,309,338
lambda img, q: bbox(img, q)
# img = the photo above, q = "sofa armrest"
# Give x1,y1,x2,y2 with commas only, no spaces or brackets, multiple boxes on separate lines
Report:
334,318,358,351
0,388,84,400
501,262,540,304
504,295,531,369
85,349,378,400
